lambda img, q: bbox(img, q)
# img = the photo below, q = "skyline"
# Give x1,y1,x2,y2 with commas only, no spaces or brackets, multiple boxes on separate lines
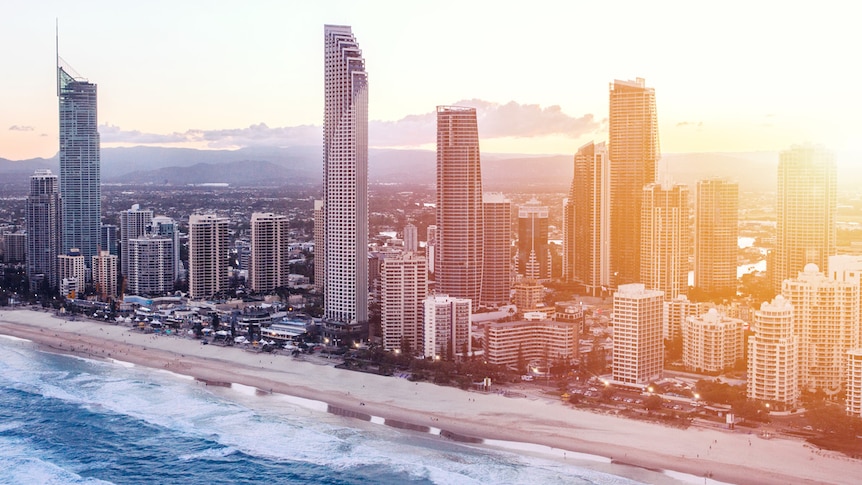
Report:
2,1,861,162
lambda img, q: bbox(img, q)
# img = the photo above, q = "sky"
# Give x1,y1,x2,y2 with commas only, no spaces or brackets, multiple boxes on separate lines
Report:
2,1,861,162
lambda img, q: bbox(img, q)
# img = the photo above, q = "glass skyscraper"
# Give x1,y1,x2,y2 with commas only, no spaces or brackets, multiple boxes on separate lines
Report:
58,61,100,268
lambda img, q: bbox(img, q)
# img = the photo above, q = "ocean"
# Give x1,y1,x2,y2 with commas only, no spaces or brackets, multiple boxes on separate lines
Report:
0,335,663,485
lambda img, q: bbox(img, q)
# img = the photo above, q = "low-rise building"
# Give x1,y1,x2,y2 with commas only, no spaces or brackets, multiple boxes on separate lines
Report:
484,319,578,369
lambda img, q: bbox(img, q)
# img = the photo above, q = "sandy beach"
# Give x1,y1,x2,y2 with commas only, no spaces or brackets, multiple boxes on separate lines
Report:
0,308,858,484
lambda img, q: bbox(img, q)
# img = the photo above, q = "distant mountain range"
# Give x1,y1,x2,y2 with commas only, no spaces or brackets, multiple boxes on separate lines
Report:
3,145,859,193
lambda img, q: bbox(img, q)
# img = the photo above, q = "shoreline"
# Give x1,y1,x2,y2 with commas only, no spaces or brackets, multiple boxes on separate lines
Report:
0,308,857,485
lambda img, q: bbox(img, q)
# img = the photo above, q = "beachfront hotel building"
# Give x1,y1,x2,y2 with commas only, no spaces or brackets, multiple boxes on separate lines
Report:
612,283,664,385
436,106,484,304
640,183,690,301
91,250,117,301
322,25,368,331
847,350,862,417
484,318,578,368
564,141,610,296
58,58,100,266
119,204,153,278
772,145,836,293
313,199,324,293
250,212,290,293
423,295,471,360
782,264,858,397
694,179,739,297
481,192,512,306
126,235,175,297
188,214,230,300
747,296,799,407
57,248,86,298
681,309,745,374
25,169,62,291
608,78,658,288
381,252,427,353
517,198,550,281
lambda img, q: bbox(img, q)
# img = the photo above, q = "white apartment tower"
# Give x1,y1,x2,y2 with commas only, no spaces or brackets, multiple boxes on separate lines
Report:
91,250,118,301
641,183,690,300
682,309,745,374
127,235,174,297
188,215,230,300
423,295,471,360
119,204,153,277
250,212,290,293
612,283,664,385
381,252,427,353
782,264,858,397
747,296,799,407
323,24,368,327
57,248,86,297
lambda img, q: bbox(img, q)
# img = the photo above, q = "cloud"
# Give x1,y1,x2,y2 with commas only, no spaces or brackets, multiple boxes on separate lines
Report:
370,99,599,146
676,121,703,127
99,100,599,149
9,125,35,131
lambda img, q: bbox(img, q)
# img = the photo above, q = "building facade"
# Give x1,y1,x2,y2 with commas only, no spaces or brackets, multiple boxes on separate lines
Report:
250,212,290,293
640,183,690,300
772,145,836,292
26,169,62,290
694,179,738,297
565,141,610,296
436,106,484,303
484,320,578,368
381,252,427,353
612,283,664,385
423,295,471,360
747,296,799,407
608,78,659,288
188,215,229,300
323,24,368,328
152,216,182,281
847,350,862,417
403,223,418,254
481,192,512,306
313,199,325,293
663,295,705,342
517,198,549,281
57,248,86,297
681,309,745,373
92,251,118,301
127,235,175,297
119,204,153,277
58,60,100,265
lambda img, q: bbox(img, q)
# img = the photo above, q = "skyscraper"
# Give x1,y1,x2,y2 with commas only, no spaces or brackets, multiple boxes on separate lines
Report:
481,192,512,306
564,141,610,296
25,169,62,291
58,59,100,266
772,145,836,292
313,199,325,293
188,215,229,300
119,204,153,278
608,78,658,288
517,197,550,281
640,183,690,300
611,283,664,385
323,25,368,328
436,106,483,303
694,179,739,297
747,296,799,407
127,235,175,297
250,212,289,293
381,252,427,353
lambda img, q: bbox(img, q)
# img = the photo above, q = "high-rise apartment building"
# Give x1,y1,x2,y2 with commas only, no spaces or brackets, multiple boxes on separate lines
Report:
127,235,175,297
152,216,182,281
323,25,368,328
564,141,610,296
313,199,325,293
608,78,658,288
426,225,437,274
612,283,664,385
663,295,705,342
57,248,86,297
847,350,862,417
188,215,229,300
91,250,118,301
119,205,153,277
747,296,799,407
682,309,745,373
250,212,290,293
58,59,100,265
3,232,26,264
772,145,836,292
517,197,549,281
482,192,512,306
423,294,471,360
783,264,858,397
641,183,690,300
694,179,738,297
403,223,418,254
381,252,427,353
26,169,62,290
436,106,484,303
